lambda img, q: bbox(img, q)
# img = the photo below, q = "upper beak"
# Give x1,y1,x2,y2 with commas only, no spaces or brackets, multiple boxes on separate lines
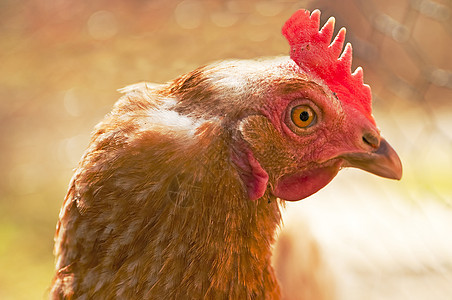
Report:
341,138,403,180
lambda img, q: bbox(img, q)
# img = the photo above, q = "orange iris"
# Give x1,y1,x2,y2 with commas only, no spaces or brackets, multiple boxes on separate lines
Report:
291,105,316,128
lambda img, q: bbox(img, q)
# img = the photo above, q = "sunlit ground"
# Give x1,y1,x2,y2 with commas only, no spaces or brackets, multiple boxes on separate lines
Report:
1,1,451,299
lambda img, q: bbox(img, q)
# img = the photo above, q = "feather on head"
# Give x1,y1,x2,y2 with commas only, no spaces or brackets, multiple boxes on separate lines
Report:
282,9,373,118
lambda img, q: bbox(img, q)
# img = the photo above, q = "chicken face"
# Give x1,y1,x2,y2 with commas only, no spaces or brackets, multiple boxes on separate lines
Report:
233,9,402,201
237,68,401,201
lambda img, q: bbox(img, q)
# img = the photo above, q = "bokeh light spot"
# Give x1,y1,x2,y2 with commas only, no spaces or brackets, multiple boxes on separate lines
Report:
174,0,204,29
87,10,118,40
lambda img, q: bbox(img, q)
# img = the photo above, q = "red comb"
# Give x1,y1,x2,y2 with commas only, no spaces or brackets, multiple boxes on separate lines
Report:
282,9,372,115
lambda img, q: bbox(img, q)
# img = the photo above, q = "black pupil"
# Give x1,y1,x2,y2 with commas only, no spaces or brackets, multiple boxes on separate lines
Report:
299,110,310,122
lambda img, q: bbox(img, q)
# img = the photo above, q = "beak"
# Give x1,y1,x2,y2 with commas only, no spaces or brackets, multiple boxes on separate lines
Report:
341,138,403,180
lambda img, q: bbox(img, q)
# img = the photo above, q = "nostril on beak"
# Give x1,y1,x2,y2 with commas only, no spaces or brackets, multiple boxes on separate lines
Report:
362,131,380,149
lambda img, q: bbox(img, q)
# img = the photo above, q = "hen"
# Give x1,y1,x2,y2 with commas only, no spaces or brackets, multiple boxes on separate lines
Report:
51,9,402,299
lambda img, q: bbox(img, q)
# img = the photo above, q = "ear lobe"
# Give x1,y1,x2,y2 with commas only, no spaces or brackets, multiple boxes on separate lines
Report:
231,145,269,201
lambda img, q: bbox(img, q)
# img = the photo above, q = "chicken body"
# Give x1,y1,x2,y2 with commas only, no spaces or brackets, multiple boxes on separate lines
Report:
52,59,291,299
52,10,402,299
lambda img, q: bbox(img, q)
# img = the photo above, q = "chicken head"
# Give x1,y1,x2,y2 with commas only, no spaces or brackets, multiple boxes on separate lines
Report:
232,10,402,201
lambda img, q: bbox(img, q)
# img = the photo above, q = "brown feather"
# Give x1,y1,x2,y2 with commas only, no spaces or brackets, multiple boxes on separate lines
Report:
51,63,285,298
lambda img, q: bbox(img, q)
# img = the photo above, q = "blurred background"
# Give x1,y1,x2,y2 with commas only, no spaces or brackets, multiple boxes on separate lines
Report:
0,0,451,299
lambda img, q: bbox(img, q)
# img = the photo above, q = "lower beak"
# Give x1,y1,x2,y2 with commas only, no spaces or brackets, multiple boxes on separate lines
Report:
341,138,403,180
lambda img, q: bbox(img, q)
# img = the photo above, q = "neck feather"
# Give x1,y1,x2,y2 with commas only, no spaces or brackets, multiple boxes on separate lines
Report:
52,119,282,299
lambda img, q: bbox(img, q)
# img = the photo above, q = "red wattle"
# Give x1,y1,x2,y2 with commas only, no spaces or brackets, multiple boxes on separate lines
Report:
273,165,340,201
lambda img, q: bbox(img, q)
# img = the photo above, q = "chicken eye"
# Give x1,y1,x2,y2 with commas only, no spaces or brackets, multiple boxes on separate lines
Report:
290,105,316,128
